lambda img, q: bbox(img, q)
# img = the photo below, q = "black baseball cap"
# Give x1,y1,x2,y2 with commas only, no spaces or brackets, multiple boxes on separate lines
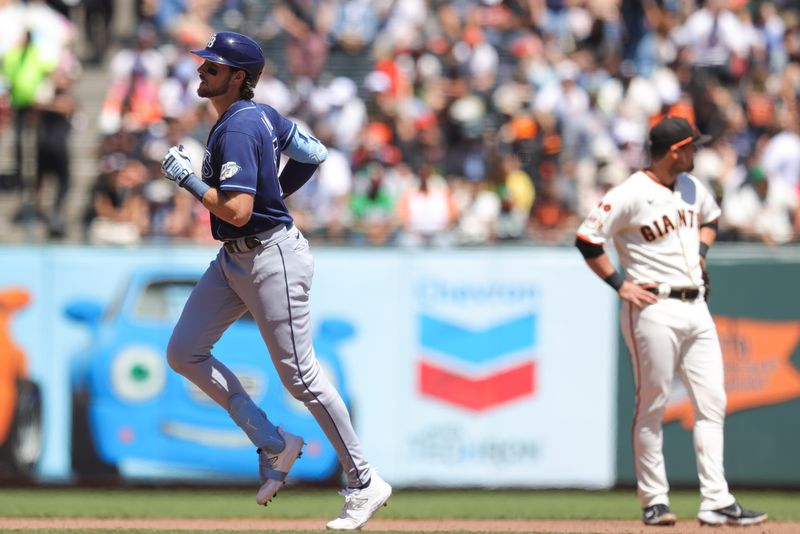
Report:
649,116,712,151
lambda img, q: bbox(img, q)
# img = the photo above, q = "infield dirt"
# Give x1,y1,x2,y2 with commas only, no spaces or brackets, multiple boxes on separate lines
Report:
0,517,796,533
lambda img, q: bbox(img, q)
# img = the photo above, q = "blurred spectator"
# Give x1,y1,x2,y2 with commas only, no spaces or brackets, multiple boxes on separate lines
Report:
253,60,295,114
141,114,205,176
672,0,749,83
396,163,459,247
528,159,578,243
496,151,535,240
760,112,800,196
162,0,249,48
81,0,115,65
85,158,150,245
33,67,76,238
349,161,397,245
328,0,380,55
2,29,57,191
273,0,333,82
158,43,204,120
99,22,166,135
3,0,799,247
313,76,367,152
454,176,501,245
142,177,196,241
720,166,799,245
286,127,354,243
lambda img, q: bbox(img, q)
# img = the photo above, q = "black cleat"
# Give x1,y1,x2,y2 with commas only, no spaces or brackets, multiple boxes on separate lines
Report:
643,504,677,526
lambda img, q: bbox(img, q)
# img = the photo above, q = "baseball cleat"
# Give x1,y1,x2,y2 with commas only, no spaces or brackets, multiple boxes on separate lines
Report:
697,502,767,526
255,427,304,506
326,471,392,530
642,504,677,526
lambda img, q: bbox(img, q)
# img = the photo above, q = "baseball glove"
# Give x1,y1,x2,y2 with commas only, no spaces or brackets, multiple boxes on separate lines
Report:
702,267,711,302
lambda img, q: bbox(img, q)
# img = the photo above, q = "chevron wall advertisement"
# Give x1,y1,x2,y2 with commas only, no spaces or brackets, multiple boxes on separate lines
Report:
351,251,618,488
0,246,617,488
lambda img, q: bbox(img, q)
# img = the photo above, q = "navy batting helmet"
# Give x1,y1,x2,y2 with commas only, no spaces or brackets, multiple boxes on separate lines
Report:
192,32,265,82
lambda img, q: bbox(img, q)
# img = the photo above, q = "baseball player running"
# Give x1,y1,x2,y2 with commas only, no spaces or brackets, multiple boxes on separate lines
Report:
160,32,391,531
575,117,767,527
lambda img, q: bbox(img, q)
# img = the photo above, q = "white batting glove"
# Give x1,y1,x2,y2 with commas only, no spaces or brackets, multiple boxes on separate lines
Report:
161,145,194,185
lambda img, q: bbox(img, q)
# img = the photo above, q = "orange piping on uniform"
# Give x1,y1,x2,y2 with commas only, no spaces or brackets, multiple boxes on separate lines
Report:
627,303,643,483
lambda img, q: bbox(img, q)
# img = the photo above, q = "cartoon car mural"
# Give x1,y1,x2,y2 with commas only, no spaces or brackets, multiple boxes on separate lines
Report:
65,269,355,482
0,288,42,477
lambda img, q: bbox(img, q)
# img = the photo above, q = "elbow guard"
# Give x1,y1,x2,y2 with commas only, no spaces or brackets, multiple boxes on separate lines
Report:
283,129,328,164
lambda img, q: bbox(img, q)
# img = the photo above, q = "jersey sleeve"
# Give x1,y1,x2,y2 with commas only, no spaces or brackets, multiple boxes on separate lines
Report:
696,177,722,224
576,186,630,246
215,131,260,194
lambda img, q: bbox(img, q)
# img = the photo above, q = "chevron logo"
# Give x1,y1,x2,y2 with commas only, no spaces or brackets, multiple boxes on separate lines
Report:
419,360,535,410
420,314,535,364
417,314,537,410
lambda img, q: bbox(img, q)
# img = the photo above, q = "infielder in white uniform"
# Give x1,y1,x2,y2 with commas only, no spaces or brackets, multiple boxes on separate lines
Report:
575,117,767,527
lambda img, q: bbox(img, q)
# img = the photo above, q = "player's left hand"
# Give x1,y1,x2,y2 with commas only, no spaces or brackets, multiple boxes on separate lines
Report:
702,266,711,302
162,145,194,185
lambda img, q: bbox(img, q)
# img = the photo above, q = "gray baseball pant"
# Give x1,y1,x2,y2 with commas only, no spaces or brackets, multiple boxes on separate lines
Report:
167,224,371,488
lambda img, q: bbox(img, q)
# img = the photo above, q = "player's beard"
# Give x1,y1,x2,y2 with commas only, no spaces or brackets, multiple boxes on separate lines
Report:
682,156,695,173
197,76,230,98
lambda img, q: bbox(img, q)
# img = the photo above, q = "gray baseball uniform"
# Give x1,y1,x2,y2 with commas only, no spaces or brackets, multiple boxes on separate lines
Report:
164,99,370,489
161,32,391,530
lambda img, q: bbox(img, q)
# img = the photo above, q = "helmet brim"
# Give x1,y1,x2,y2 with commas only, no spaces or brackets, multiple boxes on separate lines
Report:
191,49,232,68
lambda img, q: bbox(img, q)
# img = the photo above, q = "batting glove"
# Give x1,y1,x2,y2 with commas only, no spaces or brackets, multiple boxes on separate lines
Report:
162,145,194,185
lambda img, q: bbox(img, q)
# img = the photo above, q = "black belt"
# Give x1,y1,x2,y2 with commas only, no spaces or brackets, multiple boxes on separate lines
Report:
223,236,262,254
645,286,701,301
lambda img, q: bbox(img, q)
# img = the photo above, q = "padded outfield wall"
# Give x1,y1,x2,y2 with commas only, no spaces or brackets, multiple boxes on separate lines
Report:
0,244,797,487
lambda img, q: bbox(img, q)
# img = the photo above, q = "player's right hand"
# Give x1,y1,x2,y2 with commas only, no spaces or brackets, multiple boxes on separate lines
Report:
162,145,194,185
618,281,659,309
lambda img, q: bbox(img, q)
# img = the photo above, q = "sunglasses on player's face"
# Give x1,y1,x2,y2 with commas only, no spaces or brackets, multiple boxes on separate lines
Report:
201,62,243,78
200,62,226,76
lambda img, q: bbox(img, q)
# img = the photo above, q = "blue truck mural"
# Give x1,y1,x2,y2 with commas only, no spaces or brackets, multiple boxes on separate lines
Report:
65,269,354,483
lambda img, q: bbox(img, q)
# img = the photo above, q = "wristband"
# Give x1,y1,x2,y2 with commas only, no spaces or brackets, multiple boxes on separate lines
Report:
603,271,624,291
181,173,211,201
699,242,710,258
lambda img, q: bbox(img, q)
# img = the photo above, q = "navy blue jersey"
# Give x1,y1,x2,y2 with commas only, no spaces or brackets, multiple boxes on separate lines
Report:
202,100,298,240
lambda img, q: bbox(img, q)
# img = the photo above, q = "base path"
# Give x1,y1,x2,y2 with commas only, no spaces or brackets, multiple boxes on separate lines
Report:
0,518,796,533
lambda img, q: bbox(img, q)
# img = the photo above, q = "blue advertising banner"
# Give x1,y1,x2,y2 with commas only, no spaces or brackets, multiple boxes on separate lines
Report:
0,245,618,488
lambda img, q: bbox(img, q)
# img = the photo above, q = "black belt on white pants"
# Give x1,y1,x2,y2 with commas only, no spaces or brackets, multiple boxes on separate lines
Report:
645,286,701,301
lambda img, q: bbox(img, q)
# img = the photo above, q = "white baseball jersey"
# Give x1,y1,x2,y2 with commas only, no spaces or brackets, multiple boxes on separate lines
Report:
577,170,721,287
578,169,736,512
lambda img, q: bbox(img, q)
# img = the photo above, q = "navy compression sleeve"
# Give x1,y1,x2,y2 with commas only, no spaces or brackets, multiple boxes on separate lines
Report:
280,159,319,199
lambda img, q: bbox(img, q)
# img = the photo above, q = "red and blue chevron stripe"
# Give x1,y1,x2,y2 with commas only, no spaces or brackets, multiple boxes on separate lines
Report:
417,314,537,410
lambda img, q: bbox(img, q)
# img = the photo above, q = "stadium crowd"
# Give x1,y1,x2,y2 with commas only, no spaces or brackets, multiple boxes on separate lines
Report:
1,0,799,246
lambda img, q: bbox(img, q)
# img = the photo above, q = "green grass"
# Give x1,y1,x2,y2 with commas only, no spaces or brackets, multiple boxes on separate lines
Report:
0,487,798,521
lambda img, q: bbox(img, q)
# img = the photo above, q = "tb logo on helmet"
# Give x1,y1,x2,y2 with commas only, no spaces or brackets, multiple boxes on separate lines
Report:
206,34,217,48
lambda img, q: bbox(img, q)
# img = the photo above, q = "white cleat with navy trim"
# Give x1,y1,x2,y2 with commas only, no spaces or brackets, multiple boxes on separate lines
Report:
326,472,392,531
